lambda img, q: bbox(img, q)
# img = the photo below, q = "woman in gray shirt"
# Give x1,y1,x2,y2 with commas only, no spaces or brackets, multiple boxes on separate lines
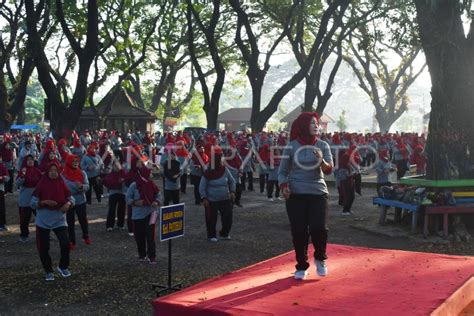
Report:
278,112,333,280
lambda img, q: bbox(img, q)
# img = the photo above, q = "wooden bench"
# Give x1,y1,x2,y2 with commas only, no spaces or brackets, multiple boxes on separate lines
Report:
423,204,474,238
372,197,420,233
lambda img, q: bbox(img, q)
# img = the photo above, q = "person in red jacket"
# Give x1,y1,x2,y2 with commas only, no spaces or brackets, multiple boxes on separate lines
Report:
410,145,427,175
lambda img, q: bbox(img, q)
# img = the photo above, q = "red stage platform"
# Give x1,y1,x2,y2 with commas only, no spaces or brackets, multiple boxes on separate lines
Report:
153,244,474,315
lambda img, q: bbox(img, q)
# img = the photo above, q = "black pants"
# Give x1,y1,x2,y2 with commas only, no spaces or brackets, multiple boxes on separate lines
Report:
191,175,202,204
366,153,376,166
164,189,180,206
127,204,133,233
259,173,268,193
341,178,355,213
180,173,188,194
235,183,243,205
86,176,103,204
0,191,5,226
133,214,156,259
107,194,126,228
66,203,89,244
205,199,233,238
6,169,14,193
267,180,280,198
286,194,328,270
241,171,254,191
19,207,36,238
36,226,69,273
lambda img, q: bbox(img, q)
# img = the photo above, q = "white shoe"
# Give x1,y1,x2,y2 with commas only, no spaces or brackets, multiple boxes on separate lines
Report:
267,198,274,202
278,197,284,201
208,237,218,242
315,260,327,277
341,211,352,216
106,227,113,232
294,270,308,280
128,232,134,237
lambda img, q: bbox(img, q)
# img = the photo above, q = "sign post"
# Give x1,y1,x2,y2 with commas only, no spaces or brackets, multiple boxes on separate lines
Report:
153,203,185,296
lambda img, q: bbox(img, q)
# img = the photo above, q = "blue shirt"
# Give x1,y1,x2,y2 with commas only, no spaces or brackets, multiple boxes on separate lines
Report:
31,195,76,229
80,155,104,178
62,172,90,205
126,182,162,220
375,161,394,184
16,177,36,208
278,139,333,195
199,168,236,202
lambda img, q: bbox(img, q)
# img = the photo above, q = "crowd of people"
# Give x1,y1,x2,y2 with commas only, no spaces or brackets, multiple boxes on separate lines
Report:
0,118,428,281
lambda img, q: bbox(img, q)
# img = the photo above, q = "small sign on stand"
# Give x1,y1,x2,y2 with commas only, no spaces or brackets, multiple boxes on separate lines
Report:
152,203,185,296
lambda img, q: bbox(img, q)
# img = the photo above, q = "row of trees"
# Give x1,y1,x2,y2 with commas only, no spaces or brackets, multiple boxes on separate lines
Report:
2,0,424,133
1,0,473,179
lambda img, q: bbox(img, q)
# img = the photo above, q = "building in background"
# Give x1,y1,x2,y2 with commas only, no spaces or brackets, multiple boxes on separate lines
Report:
78,89,156,133
281,106,335,132
217,108,254,131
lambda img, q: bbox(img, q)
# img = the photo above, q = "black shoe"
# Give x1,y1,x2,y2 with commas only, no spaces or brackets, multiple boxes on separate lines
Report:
235,203,243,207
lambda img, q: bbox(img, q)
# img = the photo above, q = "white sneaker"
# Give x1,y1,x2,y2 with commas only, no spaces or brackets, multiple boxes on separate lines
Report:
268,198,274,202
219,235,231,241
208,237,218,242
106,227,113,232
294,270,308,280
315,260,327,277
278,197,284,201
128,232,134,237
341,211,352,216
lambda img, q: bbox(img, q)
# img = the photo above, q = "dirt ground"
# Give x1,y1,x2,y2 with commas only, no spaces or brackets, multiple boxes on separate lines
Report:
0,179,473,315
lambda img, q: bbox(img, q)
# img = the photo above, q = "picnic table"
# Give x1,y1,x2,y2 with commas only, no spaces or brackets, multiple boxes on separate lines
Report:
398,176,474,238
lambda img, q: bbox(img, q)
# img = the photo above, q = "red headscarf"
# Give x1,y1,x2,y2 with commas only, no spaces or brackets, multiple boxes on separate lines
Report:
135,167,160,206
332,133,342,145
379,149,390,162
103,167,127,190
33,162,71,209
204,146,225,180
227,132,237,147
125,155,147,186
62,155,84,183
192,149,209,167
175,141,189,158
86,145,96,157
19,155,42,188
225,150,242,169
259,143,271,164
338,150,351,171
58,139,70,161
348,144,362,165
290,112,319,145
39,150,61,173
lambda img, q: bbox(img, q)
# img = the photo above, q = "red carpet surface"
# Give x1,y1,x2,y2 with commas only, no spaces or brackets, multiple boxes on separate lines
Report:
153,244,474,315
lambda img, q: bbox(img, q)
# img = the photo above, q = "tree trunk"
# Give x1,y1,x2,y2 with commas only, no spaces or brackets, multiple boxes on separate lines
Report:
414,0,474,180
249,76,264,130
16,107,26,125
315,93,332,116
303,75,317,111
